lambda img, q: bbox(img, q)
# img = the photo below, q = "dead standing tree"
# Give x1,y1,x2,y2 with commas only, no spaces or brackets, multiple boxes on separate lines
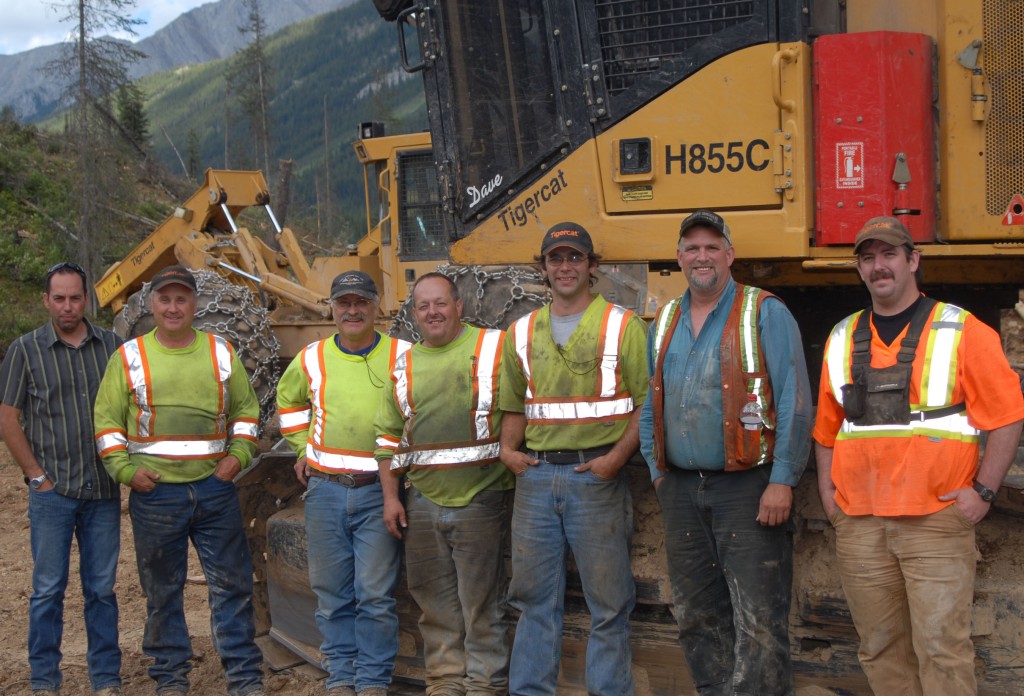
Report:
46,0,145,293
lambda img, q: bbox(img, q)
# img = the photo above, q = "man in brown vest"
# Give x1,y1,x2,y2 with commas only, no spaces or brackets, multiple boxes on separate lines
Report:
639,210,813,696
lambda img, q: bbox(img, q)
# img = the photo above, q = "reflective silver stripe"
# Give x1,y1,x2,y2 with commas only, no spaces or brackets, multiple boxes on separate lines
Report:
838,410,979,440
96,431,127,454
921,304,966,408
511,314,534,399
210,335,233,434
231,419,258,440
376,434,400,450
127,437,227,457
278,408,311,431
525,395,635,421
739,286,764,400
473,329,503,440
122,339,153,436
825,314,859,408
598,306,627,398
303,342,328,445
393,351,413,419
392,440,500,469
307,444,378,472
652,298,681,355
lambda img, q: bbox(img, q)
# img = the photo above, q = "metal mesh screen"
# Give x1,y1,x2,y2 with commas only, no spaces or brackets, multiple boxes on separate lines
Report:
596,0,755,95
984,0,1024,215
398,152,446,260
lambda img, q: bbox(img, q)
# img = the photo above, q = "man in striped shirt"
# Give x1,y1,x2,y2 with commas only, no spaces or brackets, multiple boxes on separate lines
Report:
0,262,123,696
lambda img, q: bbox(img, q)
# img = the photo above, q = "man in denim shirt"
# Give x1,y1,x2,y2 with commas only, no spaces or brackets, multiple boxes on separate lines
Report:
639,210,813,696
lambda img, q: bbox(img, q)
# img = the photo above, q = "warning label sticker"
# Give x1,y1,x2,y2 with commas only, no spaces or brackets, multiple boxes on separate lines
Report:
836,142,864,189
621,186,653,202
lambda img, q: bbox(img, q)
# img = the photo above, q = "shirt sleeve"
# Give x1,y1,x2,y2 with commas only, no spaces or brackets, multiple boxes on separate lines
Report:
498,327,527,414
94,350,135,485
759,298,813,486
275,351,312,458
621,313,650,405
0,340,28,409
226,350,259,468
959,314,1024,430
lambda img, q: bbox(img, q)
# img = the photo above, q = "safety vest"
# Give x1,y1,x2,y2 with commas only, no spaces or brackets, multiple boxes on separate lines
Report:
509,302,635,425
386,328,503,470
95,333,258,459
648,284,776,471
825,302,979,442
278,336,411,473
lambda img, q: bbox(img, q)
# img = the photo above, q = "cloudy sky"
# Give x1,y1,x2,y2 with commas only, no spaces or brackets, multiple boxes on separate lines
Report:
1,0,212,55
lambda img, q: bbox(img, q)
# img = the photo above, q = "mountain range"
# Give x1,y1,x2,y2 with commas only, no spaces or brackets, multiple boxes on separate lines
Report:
0,0,358,123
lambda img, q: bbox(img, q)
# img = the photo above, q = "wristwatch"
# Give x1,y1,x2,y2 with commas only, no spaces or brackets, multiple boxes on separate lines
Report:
972,480,996,503
28,474,48,490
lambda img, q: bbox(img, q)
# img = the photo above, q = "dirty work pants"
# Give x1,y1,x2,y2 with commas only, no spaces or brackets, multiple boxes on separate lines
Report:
833,505,977,696
658,465,794,696
404,486,512,696
508,459,636,696
129,475,264,696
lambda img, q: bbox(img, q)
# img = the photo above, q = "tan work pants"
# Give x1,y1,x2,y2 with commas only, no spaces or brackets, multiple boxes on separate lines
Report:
833,505,977,696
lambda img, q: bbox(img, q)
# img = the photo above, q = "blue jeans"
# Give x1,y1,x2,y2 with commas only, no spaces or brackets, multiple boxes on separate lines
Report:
405,486,512,695
129,475,264,696
304,476,401,691
508,460,636,696
658,465,794,696
28,489,121,691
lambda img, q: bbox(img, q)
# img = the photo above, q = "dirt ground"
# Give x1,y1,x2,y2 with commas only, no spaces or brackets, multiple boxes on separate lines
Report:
0,443,326,696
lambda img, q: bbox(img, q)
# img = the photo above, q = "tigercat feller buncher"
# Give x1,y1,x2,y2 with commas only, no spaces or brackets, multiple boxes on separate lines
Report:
247,1,1024,695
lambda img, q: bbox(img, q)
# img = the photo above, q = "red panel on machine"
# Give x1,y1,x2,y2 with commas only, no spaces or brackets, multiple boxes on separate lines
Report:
814,32,936,246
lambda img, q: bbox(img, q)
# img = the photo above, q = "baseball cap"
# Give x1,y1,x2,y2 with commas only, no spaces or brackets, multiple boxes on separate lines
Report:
853,216,914,254
150,265,197,293
330,270,378,301
540,222,594,256
679,209,732,244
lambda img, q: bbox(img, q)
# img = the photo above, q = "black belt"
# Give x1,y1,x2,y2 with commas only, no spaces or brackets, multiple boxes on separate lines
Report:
308,469,379,488
531,446,613,465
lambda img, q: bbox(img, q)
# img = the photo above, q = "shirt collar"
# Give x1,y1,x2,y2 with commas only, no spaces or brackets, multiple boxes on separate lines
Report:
44,317,97,348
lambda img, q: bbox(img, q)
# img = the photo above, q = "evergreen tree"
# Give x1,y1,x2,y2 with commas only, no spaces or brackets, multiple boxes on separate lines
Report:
225,0,274,179
186,128,201,183
116,81,149,146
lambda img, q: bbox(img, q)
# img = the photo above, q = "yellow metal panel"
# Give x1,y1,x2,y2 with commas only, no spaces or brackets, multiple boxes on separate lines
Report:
449,43,813,266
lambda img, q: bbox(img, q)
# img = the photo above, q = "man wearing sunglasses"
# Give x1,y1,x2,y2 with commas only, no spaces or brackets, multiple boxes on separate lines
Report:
0,262,124,695
499,222,648,695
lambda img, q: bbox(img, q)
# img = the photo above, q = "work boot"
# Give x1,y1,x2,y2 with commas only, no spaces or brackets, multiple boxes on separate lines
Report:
357,688,388,696
94,689,122,696
327,688,356,696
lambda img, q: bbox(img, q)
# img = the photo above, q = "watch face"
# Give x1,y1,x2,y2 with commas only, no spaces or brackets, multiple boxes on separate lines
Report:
974,481,995,502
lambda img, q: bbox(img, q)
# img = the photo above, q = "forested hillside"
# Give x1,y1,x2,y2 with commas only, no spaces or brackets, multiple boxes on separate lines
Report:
143,1,427,240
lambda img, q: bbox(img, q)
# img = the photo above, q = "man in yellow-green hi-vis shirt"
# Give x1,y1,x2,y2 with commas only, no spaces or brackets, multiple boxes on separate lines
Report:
375,272,514,696
277,271,410,696
94,265,265,696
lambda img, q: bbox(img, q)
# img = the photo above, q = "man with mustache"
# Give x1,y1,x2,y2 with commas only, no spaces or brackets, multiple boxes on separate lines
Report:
814,217,1024,695
276,271,410,696
639,209,813,695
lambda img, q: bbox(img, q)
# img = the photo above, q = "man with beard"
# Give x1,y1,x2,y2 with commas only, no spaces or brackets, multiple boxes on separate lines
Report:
814,217,1024,695
639,210,813,695
0,262,123,695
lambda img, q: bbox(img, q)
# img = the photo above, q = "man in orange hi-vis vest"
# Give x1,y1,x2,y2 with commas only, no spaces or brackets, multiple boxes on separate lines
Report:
94,265,265,696
815,217,1024,695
